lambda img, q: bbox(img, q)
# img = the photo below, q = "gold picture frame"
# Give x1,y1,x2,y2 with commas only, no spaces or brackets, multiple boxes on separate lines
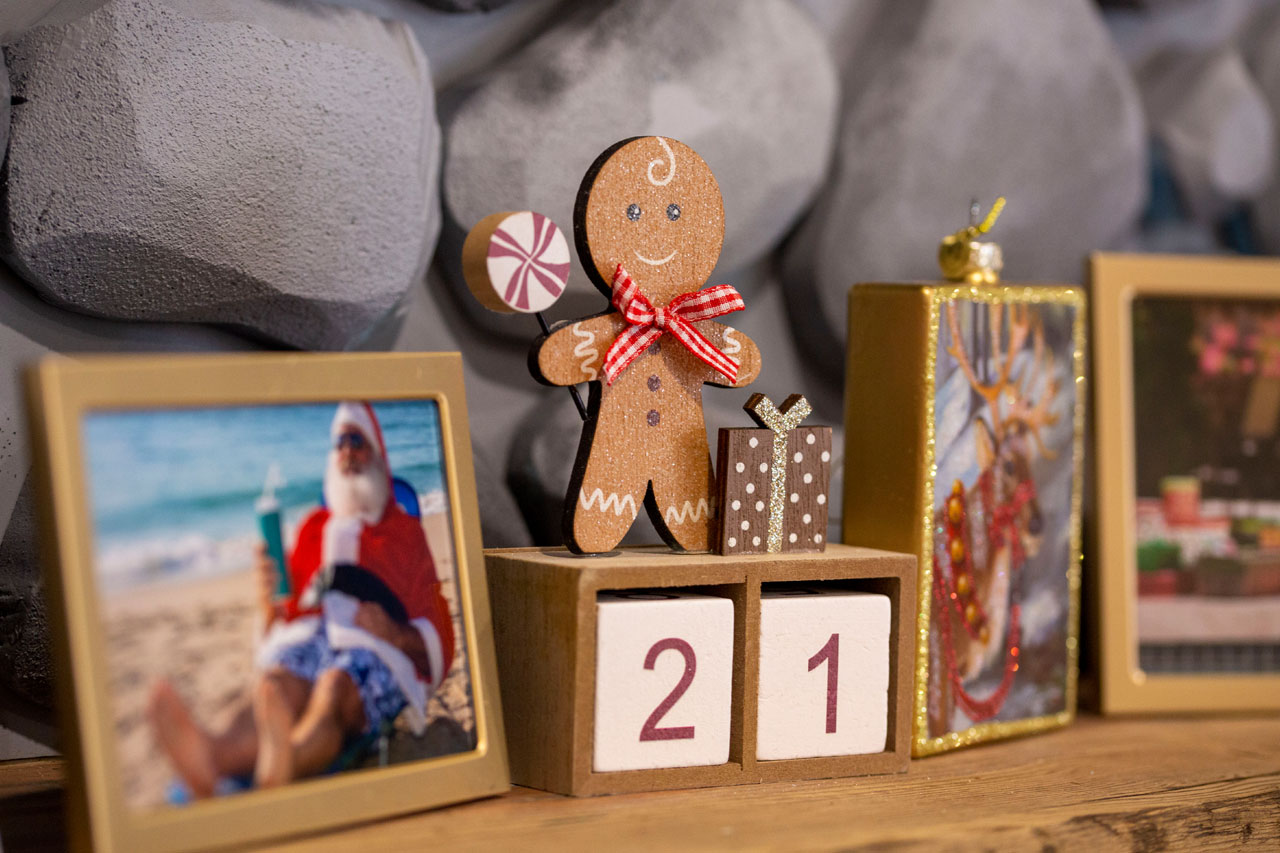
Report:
26,352,509,852
845,282,1085,756
1092,253,1280,714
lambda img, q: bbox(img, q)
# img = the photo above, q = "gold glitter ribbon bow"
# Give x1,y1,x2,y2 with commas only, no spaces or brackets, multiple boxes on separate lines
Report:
745,393,813,553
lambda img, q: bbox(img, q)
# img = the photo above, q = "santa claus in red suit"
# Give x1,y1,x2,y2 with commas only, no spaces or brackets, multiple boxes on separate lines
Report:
148,402,455,796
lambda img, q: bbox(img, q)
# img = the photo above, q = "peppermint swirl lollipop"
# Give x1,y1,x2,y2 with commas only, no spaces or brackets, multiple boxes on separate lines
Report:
462,210,586,420
462,211,571,313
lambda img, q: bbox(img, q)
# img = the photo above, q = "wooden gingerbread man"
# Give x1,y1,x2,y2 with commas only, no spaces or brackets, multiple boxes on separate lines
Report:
532,137,761,554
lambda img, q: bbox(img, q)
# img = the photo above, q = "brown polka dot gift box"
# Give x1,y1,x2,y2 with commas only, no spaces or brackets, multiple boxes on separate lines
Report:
715,394,833,557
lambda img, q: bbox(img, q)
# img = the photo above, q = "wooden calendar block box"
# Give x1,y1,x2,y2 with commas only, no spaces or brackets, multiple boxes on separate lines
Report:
485,544,915,796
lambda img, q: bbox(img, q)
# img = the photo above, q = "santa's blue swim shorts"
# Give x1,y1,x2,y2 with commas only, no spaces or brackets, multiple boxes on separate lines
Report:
264,625,408,735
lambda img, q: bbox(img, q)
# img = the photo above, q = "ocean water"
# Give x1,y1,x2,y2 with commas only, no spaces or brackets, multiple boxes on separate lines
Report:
83,400,447,591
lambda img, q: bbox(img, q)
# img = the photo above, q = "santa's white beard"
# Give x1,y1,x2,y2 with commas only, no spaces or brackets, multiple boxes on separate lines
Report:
323,452,389,523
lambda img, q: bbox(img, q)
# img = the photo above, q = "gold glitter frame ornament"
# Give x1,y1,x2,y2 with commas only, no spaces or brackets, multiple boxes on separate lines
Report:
843,201,1085,756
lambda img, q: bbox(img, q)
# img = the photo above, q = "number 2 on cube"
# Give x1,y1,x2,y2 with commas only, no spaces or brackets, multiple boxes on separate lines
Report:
639,638,697,742
809,632,839,734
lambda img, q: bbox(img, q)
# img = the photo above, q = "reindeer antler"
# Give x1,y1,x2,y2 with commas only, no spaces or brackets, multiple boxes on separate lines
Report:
945,301,1033,438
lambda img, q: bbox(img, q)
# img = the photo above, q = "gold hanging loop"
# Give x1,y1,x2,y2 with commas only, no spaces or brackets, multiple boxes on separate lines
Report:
939,197,1006,284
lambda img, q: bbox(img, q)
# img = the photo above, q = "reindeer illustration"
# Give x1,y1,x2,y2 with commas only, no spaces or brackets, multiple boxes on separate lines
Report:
927,300,1062,737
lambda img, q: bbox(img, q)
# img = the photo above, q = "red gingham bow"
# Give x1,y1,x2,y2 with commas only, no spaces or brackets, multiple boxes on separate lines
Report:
602,264,745,385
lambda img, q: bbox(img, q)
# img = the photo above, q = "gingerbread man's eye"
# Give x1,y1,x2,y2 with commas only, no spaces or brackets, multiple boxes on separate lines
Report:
626,203,642,221
666,203,681,221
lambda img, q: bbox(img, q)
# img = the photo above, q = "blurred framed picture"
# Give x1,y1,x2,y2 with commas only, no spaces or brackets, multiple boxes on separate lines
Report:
1094,253,1280,713
27,353,508,852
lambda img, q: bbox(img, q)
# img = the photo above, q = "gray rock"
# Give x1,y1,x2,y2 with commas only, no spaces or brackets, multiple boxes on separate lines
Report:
1113,220,1228,255
441,0,838,337
0,477,52,713
0,0,108,41
783,0,1146,381
0,55,8,162
789,0,879,74
0,306,51,565
417,0,523,13
471,441,533,548
1104,0,1271,68
323,0,577,92
1137,48,1274,221
3,0,441,350
1245,7,1280,253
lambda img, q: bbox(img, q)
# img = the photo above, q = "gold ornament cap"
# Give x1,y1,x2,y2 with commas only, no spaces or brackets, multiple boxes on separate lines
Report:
938,197,1005,285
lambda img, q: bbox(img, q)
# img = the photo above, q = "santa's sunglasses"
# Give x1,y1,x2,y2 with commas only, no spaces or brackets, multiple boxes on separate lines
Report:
334,432,368,451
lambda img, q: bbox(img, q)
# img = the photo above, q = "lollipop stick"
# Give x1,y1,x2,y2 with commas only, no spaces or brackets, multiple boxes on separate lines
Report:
536,311,588,421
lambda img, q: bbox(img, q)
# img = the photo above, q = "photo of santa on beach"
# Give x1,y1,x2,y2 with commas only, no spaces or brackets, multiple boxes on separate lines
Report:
83,399,475,811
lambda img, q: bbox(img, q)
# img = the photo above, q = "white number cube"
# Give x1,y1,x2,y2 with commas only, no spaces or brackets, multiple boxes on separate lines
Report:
594,590,735,772
757,587,891,760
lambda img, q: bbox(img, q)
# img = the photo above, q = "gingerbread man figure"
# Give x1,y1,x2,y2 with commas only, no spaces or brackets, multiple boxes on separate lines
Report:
532,137,762,554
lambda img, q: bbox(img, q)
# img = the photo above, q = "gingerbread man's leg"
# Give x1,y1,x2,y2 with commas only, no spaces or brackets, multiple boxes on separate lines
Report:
565,396,647,554
646,396,715,552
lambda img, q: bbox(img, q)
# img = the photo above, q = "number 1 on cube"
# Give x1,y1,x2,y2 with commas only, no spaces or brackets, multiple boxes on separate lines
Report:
808,632,839,734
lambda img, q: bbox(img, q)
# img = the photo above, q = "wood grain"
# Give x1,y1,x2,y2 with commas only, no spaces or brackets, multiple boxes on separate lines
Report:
0,757,63,798
5,716,1280,851
245,715,1280,851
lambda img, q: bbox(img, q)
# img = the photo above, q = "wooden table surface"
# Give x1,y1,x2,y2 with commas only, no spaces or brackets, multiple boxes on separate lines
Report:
2,714,1278,852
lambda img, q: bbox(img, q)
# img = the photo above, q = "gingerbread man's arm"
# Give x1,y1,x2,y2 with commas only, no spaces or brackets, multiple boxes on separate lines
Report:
694,320,761,388
530,312,627,386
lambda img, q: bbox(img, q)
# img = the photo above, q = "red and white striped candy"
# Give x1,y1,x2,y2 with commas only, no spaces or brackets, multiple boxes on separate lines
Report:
462,211,570,314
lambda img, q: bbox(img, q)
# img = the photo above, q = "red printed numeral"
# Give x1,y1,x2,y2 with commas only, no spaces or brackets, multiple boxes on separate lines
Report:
808,632,839,734
638,637,697,741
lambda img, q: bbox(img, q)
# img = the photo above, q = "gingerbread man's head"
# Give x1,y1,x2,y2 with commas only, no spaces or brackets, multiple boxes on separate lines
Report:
574,137,725,305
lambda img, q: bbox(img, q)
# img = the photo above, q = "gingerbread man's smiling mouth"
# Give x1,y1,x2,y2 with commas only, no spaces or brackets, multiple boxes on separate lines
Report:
634,249,678,266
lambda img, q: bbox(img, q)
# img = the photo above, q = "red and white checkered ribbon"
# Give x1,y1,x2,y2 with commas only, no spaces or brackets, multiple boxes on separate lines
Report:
602,264,745,385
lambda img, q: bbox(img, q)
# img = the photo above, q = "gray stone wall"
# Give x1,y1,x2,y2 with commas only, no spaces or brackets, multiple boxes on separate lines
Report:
1,0,1277,751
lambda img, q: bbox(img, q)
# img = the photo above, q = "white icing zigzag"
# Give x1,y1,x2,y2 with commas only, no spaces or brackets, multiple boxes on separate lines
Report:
664,498,710,525
572,322,598,381
579,488,637,518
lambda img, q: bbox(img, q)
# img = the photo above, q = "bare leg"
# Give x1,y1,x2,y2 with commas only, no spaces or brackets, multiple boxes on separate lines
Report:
147,681,220,798
253,677,298,789
205,669,310,779
288,668,367,781
150,669,312,796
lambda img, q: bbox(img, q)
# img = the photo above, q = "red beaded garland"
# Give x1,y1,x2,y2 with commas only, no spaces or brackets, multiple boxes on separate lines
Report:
932,470,1036,723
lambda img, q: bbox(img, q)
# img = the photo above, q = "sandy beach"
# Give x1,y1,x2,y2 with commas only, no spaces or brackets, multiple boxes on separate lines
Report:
101,510,475,811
